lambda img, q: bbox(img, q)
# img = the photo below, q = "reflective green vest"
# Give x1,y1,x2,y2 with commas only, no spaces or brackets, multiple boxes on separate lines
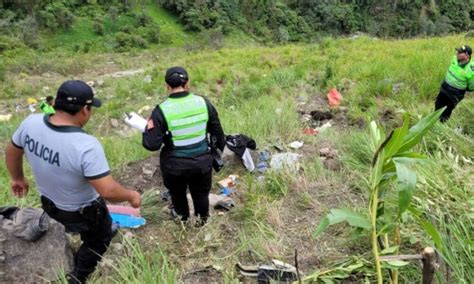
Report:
39,102,55,114
444,56,474,91
160,93,209,157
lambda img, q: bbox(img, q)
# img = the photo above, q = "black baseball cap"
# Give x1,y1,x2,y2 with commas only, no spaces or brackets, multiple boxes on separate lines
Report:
165,66,189,87
455,45,472,56
55,80,101,107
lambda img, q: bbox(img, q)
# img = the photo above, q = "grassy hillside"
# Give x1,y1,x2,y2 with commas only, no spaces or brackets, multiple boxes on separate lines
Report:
0,13,473,283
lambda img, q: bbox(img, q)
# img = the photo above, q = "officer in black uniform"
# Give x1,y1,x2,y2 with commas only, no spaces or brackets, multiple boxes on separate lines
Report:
142,67,225,224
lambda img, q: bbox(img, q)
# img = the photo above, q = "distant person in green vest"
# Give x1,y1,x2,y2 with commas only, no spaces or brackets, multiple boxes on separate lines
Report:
142,67,225,225
435,45,473,122
39,96,55,114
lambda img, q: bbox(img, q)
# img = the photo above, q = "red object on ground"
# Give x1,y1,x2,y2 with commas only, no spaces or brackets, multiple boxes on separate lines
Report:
327,88,342,107
303,128,318,135
107,205,141,217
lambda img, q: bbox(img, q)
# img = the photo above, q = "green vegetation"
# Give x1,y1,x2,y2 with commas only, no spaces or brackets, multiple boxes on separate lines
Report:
0,3,473,283
314,110,444,283
159,0,473,40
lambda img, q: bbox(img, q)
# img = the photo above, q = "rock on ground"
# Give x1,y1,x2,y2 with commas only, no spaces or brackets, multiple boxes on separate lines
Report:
0,219,74,283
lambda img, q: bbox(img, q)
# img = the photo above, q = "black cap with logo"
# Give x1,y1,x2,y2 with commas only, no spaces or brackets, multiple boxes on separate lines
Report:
55,80,102,107
165,66,189,87
455,45,472,56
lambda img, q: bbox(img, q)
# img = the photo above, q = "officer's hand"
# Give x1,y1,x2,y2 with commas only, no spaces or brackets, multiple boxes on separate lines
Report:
129,191,142,208
11,178,29,198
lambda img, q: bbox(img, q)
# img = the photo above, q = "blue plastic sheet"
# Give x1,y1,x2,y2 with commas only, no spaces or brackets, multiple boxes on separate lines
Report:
110,213,146,229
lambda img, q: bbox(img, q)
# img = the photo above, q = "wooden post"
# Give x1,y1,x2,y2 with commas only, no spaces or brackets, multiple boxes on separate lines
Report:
422,247,436,284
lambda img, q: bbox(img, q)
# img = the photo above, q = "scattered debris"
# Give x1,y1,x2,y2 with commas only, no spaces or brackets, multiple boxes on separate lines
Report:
183,266,222,283
327,88,342,107
110,118,119,128
237,259,298,283
138,105,152,114
143,75,152,83
319,147,338,159
220,187,233,196
303,128,318,135
110,213,146,229
289,141,304,149
27,98,37,105
301,113,313,122
256,150,271,173
214,198,235,211
218,175,239,189
310,110,333,121
319,147,341,171
0,114,12,122
141,163,155,176
392,82,404,94
315,122,332,133
454,127,463,135
107,205,140,217
270,152,302,173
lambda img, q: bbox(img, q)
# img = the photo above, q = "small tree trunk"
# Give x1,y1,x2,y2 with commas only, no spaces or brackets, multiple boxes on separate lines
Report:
422,247,436,284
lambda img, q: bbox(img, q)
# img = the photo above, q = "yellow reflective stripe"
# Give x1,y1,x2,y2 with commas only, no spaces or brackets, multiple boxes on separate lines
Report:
170,113,208,127
171,122,207,136
173,134,206,146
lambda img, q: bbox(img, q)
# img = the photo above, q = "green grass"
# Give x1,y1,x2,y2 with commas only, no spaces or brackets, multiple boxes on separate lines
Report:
47,18,100,49
1,33,473,282
146,4,194,46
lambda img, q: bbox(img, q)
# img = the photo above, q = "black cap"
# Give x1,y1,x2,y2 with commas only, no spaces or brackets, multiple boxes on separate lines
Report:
55,80,101,107
165,66,189,87
455,45,472,56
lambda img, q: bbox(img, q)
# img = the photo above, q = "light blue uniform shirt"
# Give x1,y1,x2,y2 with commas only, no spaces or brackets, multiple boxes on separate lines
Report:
12,114,110,211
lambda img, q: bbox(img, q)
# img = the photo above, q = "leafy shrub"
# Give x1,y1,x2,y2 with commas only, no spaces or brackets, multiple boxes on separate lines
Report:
93,19,105,36
113,32,147,51
0,64,6,81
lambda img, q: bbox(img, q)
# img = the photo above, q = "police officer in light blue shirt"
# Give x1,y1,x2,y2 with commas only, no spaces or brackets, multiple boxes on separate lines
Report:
5,80,141,284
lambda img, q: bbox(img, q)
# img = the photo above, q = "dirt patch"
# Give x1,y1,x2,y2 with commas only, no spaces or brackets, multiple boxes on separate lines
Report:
272,177,365,273
115,155,162,192
182,266,222,283
298,95,365,130
379,108,403,130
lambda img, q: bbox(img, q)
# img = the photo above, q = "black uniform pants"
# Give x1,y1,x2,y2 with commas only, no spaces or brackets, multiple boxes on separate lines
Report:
41,196,112,283
162,169,212,222
435,88,464,122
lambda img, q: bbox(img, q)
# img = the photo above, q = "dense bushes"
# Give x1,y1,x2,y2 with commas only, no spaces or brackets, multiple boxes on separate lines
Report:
0,0,472,53
160,0,473,40
0,0,161,52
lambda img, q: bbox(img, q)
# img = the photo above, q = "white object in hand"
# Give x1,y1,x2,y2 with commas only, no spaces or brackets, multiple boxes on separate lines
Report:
123,112,147,133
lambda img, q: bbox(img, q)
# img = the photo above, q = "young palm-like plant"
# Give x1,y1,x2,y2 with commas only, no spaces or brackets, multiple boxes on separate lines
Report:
314,109,444,283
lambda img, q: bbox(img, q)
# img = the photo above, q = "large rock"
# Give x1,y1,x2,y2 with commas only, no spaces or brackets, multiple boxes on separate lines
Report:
0,218,74,283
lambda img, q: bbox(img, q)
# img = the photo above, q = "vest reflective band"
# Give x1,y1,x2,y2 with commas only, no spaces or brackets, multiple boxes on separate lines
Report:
160,94,209,149
444,56,473,91
39,102,55,114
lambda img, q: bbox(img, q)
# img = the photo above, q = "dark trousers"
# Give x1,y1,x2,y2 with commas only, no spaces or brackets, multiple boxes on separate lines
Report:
41,196,112,283
435,88,464,122
162,169,212,221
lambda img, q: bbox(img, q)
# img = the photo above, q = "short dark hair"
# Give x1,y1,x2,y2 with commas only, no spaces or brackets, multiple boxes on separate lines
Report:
46,96,54,103
165,67,189,88
54,101,90,115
